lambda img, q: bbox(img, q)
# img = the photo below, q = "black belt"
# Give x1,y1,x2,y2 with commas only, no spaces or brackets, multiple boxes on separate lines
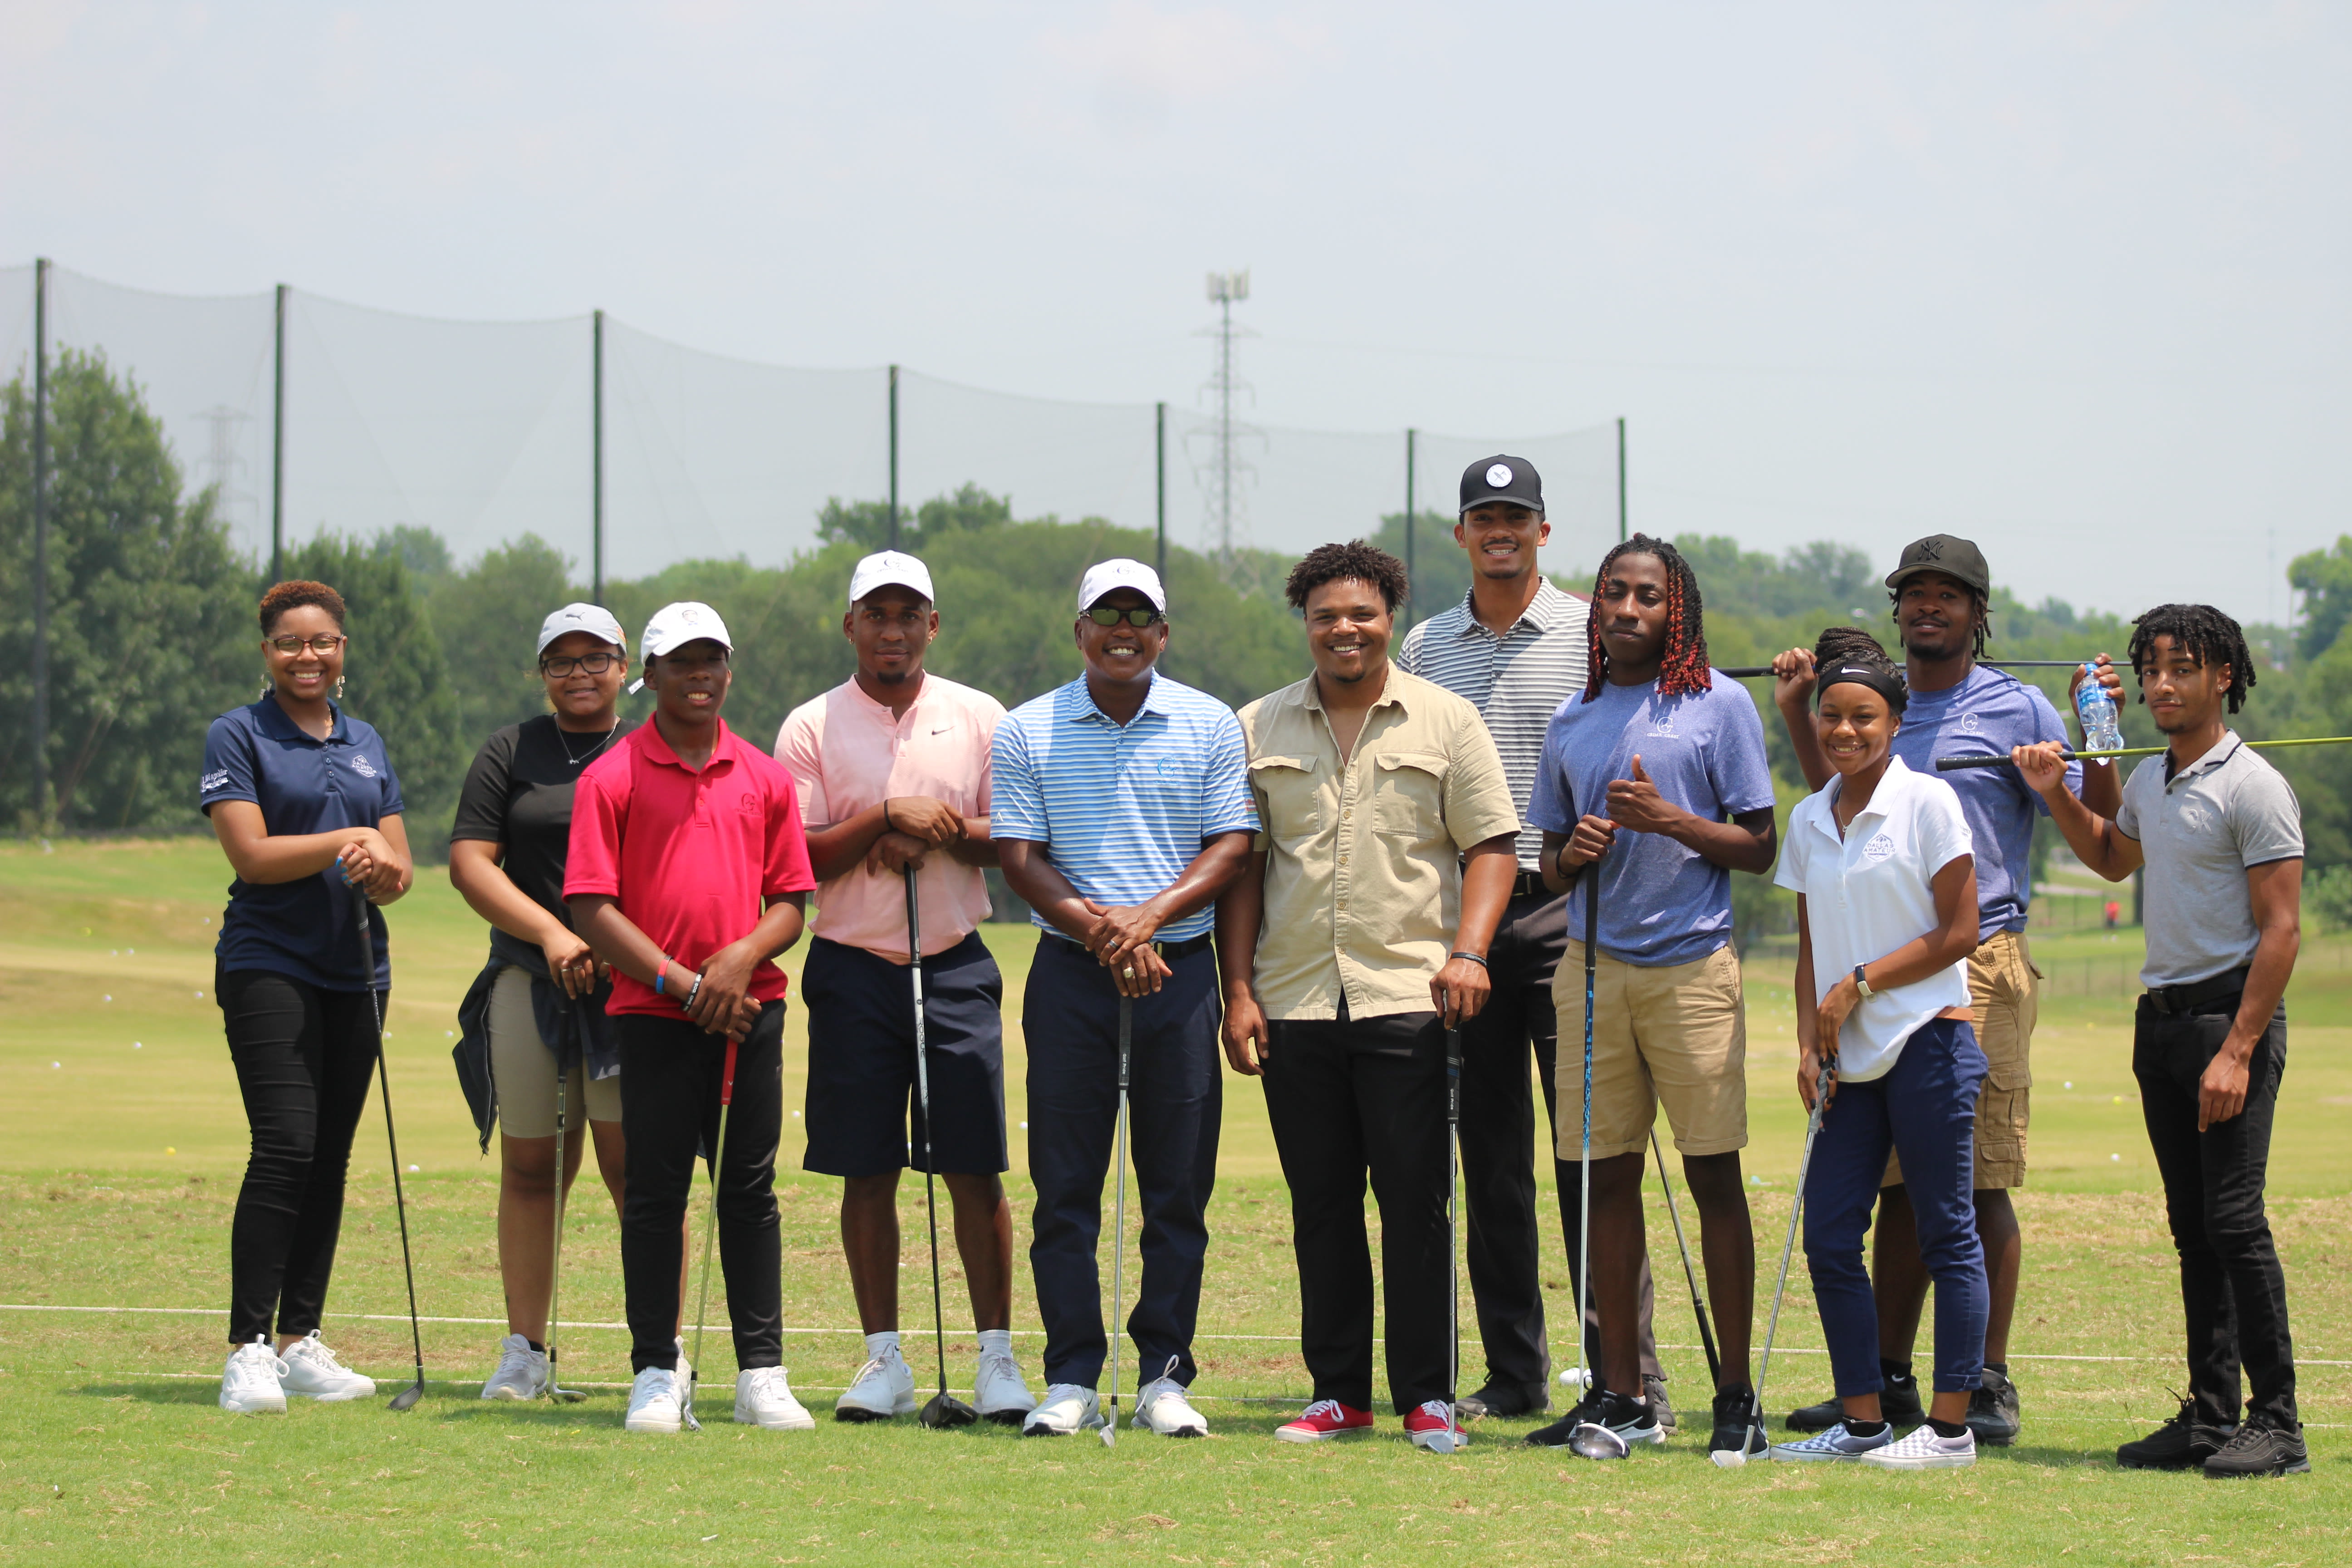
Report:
2144,967,2249,1016
1044,931,1214,961
1463,865,1556,901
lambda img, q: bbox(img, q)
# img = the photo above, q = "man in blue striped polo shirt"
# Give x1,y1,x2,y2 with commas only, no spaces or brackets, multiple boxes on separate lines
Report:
994,558,1259,1440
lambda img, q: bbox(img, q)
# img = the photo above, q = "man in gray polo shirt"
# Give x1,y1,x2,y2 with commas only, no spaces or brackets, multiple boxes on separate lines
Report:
2014,603,2306,1479
1397,456,1666,1425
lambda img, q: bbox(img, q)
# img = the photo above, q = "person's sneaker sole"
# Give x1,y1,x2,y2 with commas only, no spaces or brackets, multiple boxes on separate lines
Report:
833,1401,914,1423
2206,1455,2311,1478
1277,1424,1371,1444
1859,1448,1974,1470
624,1412,683,1433
288,1385,375,1403
737,1406,818,1431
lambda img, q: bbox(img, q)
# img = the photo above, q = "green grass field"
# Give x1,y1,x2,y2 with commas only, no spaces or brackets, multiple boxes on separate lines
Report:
1,839,2347,1565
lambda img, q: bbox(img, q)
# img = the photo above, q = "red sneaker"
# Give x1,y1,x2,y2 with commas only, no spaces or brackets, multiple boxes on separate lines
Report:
1403,1400,1469,1450
1276,1398,1375,1443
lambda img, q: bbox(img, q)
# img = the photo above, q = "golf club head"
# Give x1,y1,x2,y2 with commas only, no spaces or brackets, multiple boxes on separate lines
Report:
548,1384,588,1405
919,1391,980,1429
1421,1426,1462,1455
1708,1446,1748,1470
388,1380,424,1412
1568,1421,1631,1462
1098,1416,1117,1449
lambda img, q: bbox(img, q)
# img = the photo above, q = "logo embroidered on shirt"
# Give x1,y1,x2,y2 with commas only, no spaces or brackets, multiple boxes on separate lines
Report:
200,769,230,794
1959,712,1982,735
349,755,380,779
1863,833,1897,862
931,726,952,735
1648,717,1677,738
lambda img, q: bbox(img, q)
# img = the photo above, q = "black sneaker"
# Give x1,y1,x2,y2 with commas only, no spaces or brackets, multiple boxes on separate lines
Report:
2117,1401,2234,1470
1965,1366,2021,1446
1709,1384,1765,1460
1456,1380,1549,1421
1524,1387,1663,1451
2203,1418,2310,1479
1643,1373,1675,1436
1786,1364,1921,1432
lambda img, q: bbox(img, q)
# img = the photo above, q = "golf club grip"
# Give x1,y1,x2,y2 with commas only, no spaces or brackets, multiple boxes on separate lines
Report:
1936,752,2068,772
720,1035,739,1107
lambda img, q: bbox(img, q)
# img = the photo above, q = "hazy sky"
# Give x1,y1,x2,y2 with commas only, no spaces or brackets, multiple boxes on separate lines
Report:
4,1,2346,626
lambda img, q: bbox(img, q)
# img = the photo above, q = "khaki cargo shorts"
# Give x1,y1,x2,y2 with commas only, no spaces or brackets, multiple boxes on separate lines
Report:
1885,929,2036,1191
1553,940,1748,1161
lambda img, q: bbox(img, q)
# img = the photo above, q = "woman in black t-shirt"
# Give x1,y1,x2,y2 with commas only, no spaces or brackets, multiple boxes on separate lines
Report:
450,603,651,1401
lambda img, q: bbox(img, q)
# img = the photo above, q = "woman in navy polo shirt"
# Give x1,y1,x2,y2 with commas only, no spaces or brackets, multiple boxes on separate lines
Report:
201,579,415,1415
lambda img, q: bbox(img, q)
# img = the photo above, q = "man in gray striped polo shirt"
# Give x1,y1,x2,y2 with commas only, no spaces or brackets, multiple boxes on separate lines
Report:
1397,455,1666,1425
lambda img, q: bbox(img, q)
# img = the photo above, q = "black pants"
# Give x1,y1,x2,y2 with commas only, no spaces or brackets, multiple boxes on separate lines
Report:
2133,995,2297,1428
618,1004,786,1375
1461,892,1660,1390
1023,936,1222,1391
219,966,383,1347
1264,1007,1452,1414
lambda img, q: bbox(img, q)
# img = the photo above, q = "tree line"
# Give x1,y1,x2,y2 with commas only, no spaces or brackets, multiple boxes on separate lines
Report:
8,351,2341,923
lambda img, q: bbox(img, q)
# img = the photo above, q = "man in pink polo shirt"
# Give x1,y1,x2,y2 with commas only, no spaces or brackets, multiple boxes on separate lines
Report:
567,601,818,1436
775,551,1037,1425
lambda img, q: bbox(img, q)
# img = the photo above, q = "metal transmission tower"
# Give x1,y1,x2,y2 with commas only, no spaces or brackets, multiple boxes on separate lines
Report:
1189,270,1261,588
192,405,257,530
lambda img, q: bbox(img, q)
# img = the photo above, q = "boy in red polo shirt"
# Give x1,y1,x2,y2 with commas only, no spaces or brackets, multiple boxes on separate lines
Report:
567,602,818,1434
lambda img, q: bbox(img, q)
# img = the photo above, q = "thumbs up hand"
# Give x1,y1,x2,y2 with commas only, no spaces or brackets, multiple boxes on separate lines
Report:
1605,754,1680,835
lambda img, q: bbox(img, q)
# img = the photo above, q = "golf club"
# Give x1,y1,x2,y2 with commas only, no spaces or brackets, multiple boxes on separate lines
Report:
1718,660,2090,678
1102,991,1133,1449
351,877,426,1412
683,1030,741,1434
1713,1053,1835,1470
905,870,979,1430
1938,733,2352,771
1429,1025,1464,1455
545,1062,585,1404
1648,1127,1721,1391
1565,855,1627,1462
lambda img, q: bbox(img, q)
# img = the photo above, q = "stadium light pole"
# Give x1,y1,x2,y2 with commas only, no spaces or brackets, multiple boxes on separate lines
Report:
1617,416,1627,544
1156,401,1167,583
271,284,287,585
30,258,50,828
592,309,605,604
888,364,900,550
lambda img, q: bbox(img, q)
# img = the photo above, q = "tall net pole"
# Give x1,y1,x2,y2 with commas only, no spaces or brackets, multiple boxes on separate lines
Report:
592,309,605,603
271,284,287,585
888,363,901,550
29,258,50,828
1403,428,1417,632
1617,416,1628,544
1155,401,1167,583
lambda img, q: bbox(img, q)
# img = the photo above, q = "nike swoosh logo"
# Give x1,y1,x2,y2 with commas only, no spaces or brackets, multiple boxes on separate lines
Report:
931,726,951,735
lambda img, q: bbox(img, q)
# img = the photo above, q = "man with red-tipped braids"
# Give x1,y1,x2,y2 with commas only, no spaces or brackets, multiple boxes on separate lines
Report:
1522,535,1779,1460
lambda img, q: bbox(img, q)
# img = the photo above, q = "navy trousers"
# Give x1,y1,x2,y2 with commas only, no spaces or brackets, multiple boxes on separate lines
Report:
1023,934,1223,1392
1803,1018,1989,1397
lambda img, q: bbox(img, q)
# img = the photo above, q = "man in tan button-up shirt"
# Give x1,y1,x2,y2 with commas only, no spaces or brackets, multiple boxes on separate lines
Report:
1217,541,1519,1449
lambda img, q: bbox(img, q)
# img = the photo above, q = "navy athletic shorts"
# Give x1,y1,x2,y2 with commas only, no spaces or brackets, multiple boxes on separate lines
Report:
799,931,1008,1178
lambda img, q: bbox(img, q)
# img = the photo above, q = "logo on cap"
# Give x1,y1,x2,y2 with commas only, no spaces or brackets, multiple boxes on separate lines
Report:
680,606,702,624
1915,539,1943,562
1486,463,1514,488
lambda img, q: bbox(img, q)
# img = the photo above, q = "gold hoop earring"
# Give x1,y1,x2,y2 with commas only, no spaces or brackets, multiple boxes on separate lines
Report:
260,675,272,700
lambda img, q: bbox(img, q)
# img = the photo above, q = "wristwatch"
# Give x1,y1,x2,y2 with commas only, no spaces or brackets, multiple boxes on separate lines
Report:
1852,964,1874,1000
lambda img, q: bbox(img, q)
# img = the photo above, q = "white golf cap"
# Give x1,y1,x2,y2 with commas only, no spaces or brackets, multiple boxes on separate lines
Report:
534,602,626,657
639,601,733,660
847,550,935,607
1076,558,1167,615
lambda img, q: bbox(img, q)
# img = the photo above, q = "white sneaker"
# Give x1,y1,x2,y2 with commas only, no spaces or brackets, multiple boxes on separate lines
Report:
220,1340,288,1414
735,1366,817,1430
278,1332,377,1401
973,1348,1039,1425
1133,1375,1209,1437
834,1346,917,1422
625,1365,686,1433
1020,1382,1101,1436
480,1334,548,1401
1859,1423,1977,1470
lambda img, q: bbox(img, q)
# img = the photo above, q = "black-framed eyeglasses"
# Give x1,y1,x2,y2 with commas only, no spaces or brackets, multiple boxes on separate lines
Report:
266,634,346,656
540,652,622,677
1086,606,1163,629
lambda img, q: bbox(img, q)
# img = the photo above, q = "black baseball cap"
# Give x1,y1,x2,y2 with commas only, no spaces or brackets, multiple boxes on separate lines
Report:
1459,455,1544,516
1885,534,1991,598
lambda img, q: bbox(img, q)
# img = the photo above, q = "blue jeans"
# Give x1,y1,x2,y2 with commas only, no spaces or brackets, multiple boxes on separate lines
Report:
1803,1018,1989,1397
1022,935,1223,1391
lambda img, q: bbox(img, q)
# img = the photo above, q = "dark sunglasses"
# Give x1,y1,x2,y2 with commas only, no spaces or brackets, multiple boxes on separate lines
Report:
1085,606,1163,629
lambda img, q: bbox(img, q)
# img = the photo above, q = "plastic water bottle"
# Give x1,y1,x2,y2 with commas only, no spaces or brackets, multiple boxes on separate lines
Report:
2076,663,2122,755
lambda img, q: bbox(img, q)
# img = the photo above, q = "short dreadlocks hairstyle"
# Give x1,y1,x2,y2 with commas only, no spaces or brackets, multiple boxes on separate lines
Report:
1888,578,1992,658
1285,540,1408,614
1812,626,1907,715
1584,534,1711,701
2128,603,2254,714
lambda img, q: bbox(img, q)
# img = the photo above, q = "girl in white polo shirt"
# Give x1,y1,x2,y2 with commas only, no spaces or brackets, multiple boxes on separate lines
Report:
1772,637,1989,1470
